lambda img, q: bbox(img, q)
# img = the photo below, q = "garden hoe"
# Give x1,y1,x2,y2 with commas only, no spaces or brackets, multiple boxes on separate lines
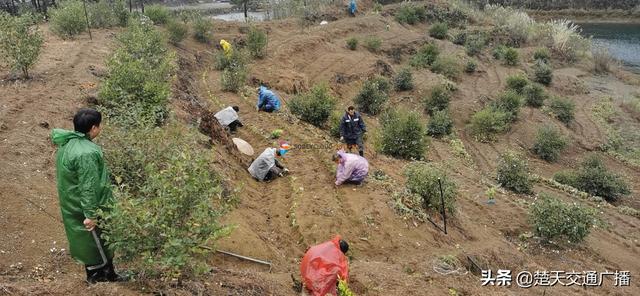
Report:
86,229,108,271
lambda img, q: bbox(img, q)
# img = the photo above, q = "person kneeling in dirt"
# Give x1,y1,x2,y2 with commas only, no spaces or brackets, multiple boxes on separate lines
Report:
339,106,366,157
214,105,243,133
51,109,124,284
300,235,349,296
348,0,357,16
248,142,290,181
220,39,233,58
333,150,369,186
256,84,281,113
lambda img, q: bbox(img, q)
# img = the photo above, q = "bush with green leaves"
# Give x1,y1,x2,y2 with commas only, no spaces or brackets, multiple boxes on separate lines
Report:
424,85,450,115
395,4,426,25
144,4,170,25
468,107,510,142
492,91,523,121
247,26,267,58
452,31,466,45
496,151,533,194
530,194,596,243
533,47,551,63
100,123,233,281
49,0,86,39
429,22,448,39
112,0,130,27
431,55,462,80
378,109,426,160
289,84,336,127
532,125,567,162
221,63,248,93
555,155,631,202
503,47,519,66
464,60,477,73
411,43,439,68
464,33,486,56
523,83,547,107
88,0,117,28
0,12,44,79
492,44,507,60
427,109,453,137
215,48,247,71
346,37,358,50
506,74,529,94
193,15,212,43
394,68,413,91
404,162,457,214
329,110,343,138
354,76,390,115
166,20,188,45
533,59,553,85
548,96,575,125
363,36,382,52
98,18,175,126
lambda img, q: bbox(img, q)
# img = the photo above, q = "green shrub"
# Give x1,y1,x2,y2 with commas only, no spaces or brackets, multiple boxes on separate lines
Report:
452,31,466,45
289,84,336,127
503,47,519,66
98,19,175,126
424,85,451,115
394,68,413,91
0,12,44,78
496,151,533,194
329,111,343,138
492,90,523,121
112,0,130,27
221,63,248,93
49,0,86,39
431,55,462,80
395,4,426,25
101,123,233,281
247,26,267,59
464,60,477,73
346,37,358,50
548,96,575,125
354,76,390,115
404,162,457,214
363,36,382,52
379,109,426,160
166,20,188,45
411,43,439,68
469,107,510,142
429,22,448,39
533,60,553,85
553,170,578,187
506,74,529,94
563,155,631,202
533,125,567,162
523,83,547,108
88,0,117,28
193,15,212,43
533,47,551,63
215,48,247,71
144,4,170,25
530,194,596,243
427,109,453,137
464,33,486,56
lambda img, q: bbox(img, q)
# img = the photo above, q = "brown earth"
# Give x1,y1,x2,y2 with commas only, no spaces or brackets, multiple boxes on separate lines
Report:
1,2,639,295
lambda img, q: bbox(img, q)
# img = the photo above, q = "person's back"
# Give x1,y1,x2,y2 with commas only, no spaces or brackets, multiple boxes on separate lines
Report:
257,86,281,112
214,106,239,127
334,150,368,185
300,236,349,296
248,148,277,180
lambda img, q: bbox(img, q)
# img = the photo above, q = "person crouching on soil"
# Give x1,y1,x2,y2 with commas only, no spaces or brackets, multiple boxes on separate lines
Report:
214,105,243,133
300,236,350,296
256,84,281,113
248,142,290,181
51,108,124,284
333,150,369,186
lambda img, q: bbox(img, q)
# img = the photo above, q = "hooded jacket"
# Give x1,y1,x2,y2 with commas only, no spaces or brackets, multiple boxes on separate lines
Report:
257,86,281,111
52,129,114,265
300,235,349,296
335,150,369,185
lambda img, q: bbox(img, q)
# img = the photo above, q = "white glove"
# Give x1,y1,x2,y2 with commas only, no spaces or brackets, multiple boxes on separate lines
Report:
340,136,344,141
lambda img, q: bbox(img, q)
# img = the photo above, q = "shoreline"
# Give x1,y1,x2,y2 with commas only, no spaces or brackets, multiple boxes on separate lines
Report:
527,10,640,23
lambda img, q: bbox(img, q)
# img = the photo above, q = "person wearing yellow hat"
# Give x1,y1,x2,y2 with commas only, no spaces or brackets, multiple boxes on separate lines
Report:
248,142,290,181
220,39,233,58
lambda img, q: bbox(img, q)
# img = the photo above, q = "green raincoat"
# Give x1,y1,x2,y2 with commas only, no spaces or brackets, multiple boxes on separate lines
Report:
52,129,114,266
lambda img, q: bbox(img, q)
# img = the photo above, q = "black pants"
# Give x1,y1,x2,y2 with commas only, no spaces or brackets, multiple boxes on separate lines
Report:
228,120,243,132
345,136,364,157
259,105,276,113
263,159,284,181
85,228,118,283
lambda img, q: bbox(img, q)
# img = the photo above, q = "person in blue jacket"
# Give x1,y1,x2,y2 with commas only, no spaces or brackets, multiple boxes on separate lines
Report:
256,84,281,113
349,0,357,16
339,106,366,157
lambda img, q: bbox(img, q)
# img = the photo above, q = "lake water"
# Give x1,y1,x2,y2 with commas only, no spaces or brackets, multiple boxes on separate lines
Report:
578,23,640,73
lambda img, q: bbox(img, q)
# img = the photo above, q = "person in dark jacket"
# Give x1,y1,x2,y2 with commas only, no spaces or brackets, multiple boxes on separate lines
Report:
339,106,366,157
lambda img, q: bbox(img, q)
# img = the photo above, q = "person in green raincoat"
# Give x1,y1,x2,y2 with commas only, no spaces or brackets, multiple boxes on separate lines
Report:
52,108,121,283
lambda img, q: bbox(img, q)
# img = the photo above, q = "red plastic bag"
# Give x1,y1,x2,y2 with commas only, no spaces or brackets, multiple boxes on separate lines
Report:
300,235,349,296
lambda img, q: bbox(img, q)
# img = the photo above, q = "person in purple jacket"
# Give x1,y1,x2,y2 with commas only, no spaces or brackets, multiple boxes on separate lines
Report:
333,150,369,186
